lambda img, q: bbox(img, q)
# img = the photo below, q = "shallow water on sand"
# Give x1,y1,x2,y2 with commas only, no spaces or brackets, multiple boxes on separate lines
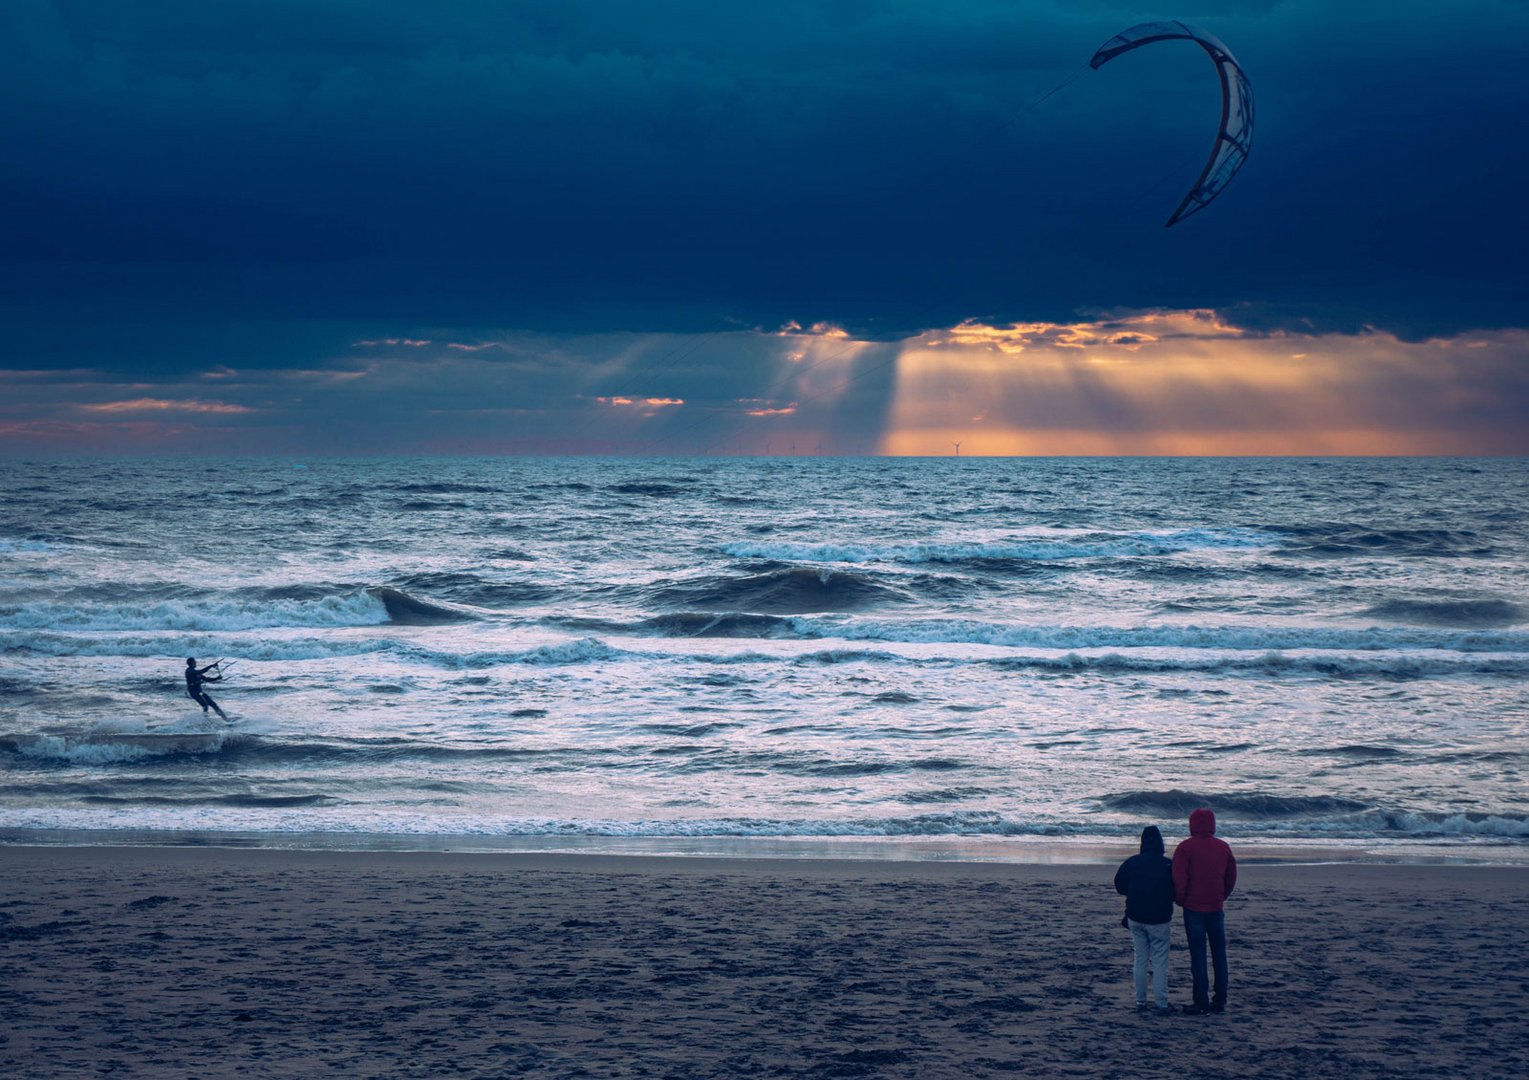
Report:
2,456,1526,853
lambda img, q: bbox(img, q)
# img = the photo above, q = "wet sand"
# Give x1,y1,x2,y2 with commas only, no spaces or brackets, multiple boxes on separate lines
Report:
2,846,1526,1078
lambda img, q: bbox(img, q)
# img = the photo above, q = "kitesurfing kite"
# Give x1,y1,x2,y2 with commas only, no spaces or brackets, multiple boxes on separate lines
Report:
1090,21,1254,227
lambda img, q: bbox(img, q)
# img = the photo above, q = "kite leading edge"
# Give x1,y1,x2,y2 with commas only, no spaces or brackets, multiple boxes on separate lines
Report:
1090,21,1254,227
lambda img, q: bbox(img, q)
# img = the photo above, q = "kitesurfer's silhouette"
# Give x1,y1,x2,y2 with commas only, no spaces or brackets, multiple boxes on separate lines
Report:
185,657,228,720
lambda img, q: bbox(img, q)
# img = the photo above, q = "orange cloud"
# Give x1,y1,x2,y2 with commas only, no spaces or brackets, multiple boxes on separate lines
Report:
79,398,255,414
884,312,1529,455
922,310,1243,355
447,341,507,352
772,321,851,339
597,396,683,407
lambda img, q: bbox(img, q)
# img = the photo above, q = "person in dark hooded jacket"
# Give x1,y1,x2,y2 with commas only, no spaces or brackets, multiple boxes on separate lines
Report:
1114,825,1175,1012
1172,807,1237,1014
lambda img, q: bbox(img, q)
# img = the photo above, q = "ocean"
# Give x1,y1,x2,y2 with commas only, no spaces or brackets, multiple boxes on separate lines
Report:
2,456,1526,860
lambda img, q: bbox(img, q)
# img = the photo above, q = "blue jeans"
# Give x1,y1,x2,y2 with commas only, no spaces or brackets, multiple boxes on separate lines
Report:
1128,919,1171,1007
1182,909,1227,1008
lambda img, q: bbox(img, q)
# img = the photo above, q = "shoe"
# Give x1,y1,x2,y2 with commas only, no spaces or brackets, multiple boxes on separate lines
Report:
1156,1005,1174,1016
1135,1002,1151,1013
1210,1001,1226,1014
1182,1003,1210,1015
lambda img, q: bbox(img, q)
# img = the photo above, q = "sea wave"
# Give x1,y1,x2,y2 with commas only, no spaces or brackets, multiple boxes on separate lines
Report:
2,807,1525,841
1274,524,1496,558
984,651,1529,678
608,480,697,498
0,631,632,667
1359,597,1526,629
630,612,794,638
80,793,342,808
0,731,557,767
0,593,389,632
389,572,553,607
0,630,397,661
5,626,1526,678
543,612,1529,654
1096,789,1371,817
0,732,968,774
367,587,477,625
1295,744,1410,760
0,586,481,632
647,567,911,613
784,618,1529,654
391,482,498,495
721,528,1280,565
3,731,243,765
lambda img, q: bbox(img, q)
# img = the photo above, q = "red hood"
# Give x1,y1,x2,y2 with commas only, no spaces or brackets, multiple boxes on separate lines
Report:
1189,808,1216,837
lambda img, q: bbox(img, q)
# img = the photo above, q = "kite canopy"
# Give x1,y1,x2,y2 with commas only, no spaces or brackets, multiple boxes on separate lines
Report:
1091,21,1254,227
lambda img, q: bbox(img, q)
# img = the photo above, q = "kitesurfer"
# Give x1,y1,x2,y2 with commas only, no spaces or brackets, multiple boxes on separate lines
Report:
184,657,229,720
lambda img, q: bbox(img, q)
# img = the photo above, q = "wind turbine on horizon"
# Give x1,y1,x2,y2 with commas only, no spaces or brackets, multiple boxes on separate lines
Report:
953,442,961,457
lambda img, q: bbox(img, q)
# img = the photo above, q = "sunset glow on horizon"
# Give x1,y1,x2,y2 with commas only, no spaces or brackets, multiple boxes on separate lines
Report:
879,314,1529,456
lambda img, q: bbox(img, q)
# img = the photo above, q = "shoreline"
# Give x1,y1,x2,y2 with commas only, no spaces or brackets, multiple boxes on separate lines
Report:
4,826,1527,866
8,841,1529,876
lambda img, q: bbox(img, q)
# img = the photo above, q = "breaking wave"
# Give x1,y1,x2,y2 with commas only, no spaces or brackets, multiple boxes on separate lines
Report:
367,587,476,625
0,734,967,776
0,592,389,632
647,567,911,613
5,627,1525,679
0,631,632,667
0,586,483,632
3,807,1526,842
3,731,243,765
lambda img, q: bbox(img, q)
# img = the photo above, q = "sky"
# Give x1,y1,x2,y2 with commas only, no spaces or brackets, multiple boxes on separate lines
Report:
2,0,1526,455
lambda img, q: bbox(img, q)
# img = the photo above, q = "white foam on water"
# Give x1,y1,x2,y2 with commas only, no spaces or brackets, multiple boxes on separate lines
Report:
2,807,1527,841
0,592,389,631
786,617,1529,654
9,731,235,765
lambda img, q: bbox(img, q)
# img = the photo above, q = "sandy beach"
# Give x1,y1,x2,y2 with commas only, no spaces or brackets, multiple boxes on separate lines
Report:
1,846,1525,1078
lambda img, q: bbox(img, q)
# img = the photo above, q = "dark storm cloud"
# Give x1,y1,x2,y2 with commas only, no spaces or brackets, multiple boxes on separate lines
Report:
0,327,900,454
1,0,1526,380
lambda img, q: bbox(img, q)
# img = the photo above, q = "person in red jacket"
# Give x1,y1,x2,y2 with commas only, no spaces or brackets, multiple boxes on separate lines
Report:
1171,807,1237,1014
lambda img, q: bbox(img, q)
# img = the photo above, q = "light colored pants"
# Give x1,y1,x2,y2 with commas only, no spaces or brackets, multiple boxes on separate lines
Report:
1128,918,1171,1007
